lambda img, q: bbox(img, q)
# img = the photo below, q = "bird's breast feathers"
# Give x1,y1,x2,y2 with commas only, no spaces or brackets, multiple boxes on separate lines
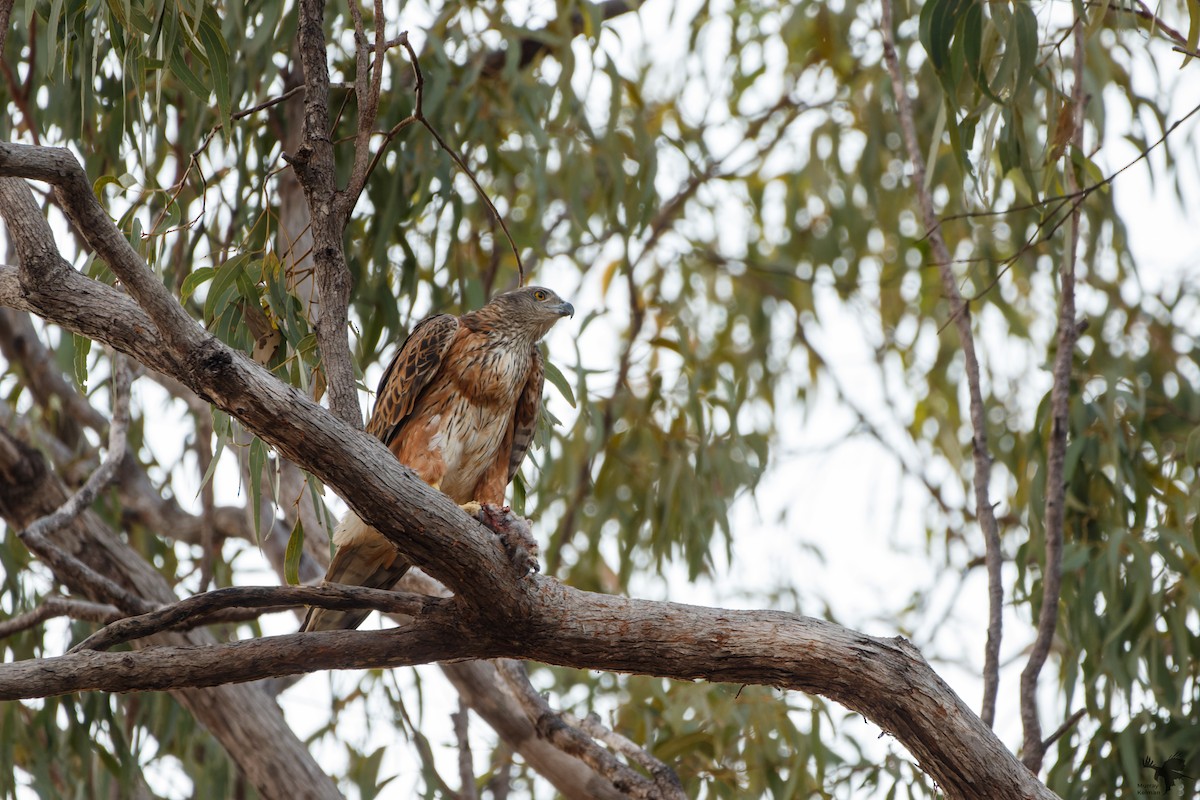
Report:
392,333,534,503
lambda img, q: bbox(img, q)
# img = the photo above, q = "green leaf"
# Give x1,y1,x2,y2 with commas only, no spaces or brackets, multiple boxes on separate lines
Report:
71,334,91,390
249,436,268,542
198,6,232,132
181,266,216,302
168,45,211,100
543,358,576,408
284,517,303,586
1186,0,1200,68
204,253,249,324
1010,2,1039,101
962,1,1003,104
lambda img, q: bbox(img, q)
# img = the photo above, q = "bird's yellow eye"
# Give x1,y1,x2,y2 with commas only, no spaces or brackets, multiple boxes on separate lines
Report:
533,290,547,301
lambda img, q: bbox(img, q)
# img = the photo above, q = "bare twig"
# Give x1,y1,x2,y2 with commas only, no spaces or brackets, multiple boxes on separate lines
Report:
564,711,685,799
880,0,1005,727
454,698,479,800
1020,17,1085,774
496,660,684,800
344,0,388,210
18,355,151,613
403,37,526,286
0,596,121,640
1041,708,1086,750
69,583,449,653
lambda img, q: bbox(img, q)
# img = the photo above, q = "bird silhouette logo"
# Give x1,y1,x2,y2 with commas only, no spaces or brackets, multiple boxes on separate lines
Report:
1142,752,1191,794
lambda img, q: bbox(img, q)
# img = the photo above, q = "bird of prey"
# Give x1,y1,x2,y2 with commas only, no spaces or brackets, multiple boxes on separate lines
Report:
302,286,573,632
1143,752,1191,792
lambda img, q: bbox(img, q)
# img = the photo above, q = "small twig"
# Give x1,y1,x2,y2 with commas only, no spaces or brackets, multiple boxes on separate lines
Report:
343,0,387,210
1041,708,1086,750
18,354,151,614
564,710,685,798
0,596,122,640
496,660,682,800
485,741,514,800
1021,15,1085,774
880,0,1005,727
398,35,525,286
195,409,218,590
69,583,449,653
1081,0,1188,45
926,99,1200,243
453,698,479,800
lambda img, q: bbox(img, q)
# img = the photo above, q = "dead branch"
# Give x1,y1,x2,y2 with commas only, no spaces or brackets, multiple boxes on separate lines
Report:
0,596,121,639
17,354,148,613
69,583,450,653
498,659,680,800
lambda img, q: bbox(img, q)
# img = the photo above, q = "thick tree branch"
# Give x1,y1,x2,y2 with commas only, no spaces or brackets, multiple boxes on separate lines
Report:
879,1,1005,728
0,582,1059,799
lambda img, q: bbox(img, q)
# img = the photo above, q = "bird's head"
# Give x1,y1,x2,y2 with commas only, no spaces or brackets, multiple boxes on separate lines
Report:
488,286,574,341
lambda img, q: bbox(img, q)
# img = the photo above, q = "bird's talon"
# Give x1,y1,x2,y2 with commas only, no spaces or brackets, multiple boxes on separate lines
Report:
459,501,482,517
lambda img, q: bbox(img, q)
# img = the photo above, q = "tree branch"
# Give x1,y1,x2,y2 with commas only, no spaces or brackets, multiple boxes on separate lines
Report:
879,0,1005,728
0,424,343,800
288,0,362,428
0,596,121,640
497,659,681,800
343,0,387,209
453,698,479,800
0,582,1060,799
1020,16,1085,774
441,658,630,800
17,354,148,613
69,584,451,653
480,1,644,76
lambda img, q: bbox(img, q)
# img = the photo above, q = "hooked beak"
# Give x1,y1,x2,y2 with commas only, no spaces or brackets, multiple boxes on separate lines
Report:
557,301,575,318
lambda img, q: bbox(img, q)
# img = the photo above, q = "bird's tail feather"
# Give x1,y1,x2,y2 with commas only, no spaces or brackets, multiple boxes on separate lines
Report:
300,512,411,632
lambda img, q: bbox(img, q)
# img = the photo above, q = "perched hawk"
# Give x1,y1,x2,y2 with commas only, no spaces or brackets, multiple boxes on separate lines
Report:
302,286,574,632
